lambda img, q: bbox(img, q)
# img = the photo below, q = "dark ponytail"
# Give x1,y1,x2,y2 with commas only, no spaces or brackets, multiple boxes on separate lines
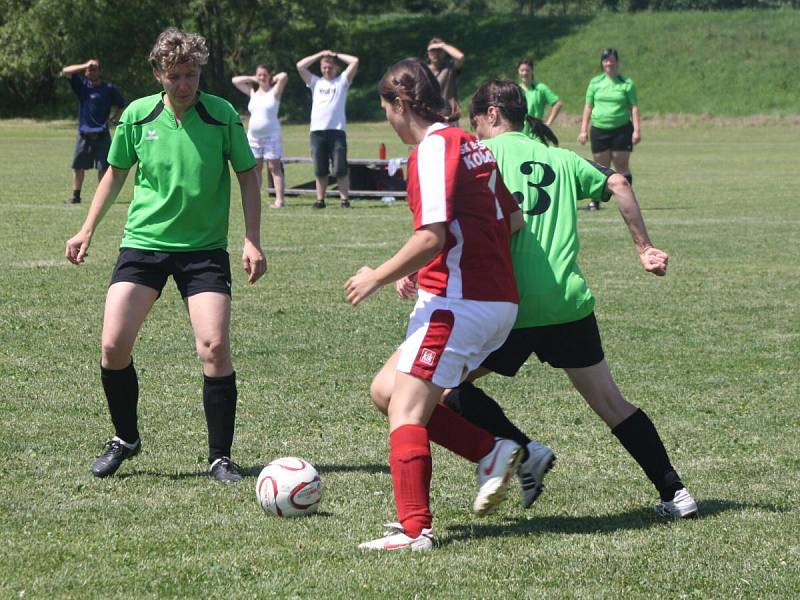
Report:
378,58,447,123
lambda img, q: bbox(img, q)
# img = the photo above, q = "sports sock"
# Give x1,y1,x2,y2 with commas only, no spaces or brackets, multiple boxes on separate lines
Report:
72,190,81,201
611,408,683,501
623,172,633,185
389,424,432,538
443,382,532,456
100,360,140,444
426,402,494,462
203,372,237,463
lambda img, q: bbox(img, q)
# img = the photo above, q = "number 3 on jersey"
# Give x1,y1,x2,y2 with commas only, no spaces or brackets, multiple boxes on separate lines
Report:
512,160,555,215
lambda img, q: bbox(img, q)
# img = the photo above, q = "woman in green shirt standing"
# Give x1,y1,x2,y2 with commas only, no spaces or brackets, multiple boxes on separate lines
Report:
578,48,640,210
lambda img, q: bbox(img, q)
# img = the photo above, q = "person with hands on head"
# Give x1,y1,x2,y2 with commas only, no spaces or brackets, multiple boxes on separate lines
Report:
346,59,525,553
578,48,640,210
426,38,465,123
422,79,695,520
232,65,289,208
296,49,359,209
61,58,126,204
66,27,266,484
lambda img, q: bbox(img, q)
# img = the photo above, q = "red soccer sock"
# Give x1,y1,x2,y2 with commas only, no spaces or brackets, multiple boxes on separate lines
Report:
426,402,495,463
389,424,432,538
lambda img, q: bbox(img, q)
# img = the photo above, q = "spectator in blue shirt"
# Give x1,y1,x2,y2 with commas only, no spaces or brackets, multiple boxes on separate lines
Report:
61,59,126,204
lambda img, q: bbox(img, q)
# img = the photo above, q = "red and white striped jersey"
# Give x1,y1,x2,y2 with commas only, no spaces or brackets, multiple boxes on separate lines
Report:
406,123,519,303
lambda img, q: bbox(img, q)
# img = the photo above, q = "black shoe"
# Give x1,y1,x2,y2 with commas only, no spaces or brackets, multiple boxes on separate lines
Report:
587,201,600,211
91,438,141,477
209,457,243,483
312,199,326,209
65,197,81,204
340,199,351,208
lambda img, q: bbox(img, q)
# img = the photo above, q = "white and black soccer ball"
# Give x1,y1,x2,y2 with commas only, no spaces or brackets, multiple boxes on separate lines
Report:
256,457,322,517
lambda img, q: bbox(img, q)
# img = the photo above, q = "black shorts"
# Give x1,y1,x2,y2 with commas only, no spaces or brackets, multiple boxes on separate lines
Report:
590,121,633,154
110,248,232,299
481,312,605,375
310,130,348,177
71,131,112,170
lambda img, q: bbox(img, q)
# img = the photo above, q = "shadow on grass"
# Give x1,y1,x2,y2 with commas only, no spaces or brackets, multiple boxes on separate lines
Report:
314,463,390,475
441,498,771,545
115,463,392,480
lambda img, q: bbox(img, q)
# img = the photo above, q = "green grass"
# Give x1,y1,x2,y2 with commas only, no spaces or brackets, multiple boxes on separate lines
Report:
1,118,799,597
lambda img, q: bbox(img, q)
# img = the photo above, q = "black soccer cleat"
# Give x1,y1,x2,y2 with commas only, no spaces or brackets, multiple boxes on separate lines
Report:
340,199,351,208
91,438,141,478
312,199,326,209
209,457,243,484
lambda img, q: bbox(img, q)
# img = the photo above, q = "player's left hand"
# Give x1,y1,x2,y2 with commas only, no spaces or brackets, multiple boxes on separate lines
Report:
242,240,267,284
632,130,641,145
639,246,668,276
345,266,380,306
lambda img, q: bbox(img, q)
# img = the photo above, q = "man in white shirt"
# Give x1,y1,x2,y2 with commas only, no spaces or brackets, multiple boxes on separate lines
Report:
296,49,359,208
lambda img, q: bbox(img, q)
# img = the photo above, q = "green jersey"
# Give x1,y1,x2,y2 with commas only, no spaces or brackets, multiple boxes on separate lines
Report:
522,81,559,119
108,92,256,251
483,131,612,327
585,74,638,130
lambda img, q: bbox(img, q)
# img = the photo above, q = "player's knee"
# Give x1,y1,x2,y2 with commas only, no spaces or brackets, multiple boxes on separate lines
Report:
196,337,230,366
369,378,391,415
101,338,132,369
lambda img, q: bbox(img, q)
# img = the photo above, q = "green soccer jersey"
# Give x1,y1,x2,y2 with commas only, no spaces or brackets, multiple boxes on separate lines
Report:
108,91,256,251
521,81,559,138
585,73,638,130
483,131,612,327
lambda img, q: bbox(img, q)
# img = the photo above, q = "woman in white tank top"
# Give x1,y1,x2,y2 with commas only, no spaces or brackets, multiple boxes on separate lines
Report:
232,65,288,207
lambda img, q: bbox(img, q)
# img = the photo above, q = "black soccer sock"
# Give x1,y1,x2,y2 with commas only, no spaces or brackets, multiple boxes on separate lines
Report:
443,382,532,455
100,360,140,444
72,190,81,201
203,372,237,463
611,408,683,501
623,172,633,185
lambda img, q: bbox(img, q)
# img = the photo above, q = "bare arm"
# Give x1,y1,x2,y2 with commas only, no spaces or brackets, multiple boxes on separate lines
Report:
65,167,130,264
345,223,446,305
577,103,592,144
430,42,465,69
61,59,97,76
236,167,267,284
605,173,668,276
231,75,257,96
271,72,289,99
296,50,326,85
333,52,360,83
544,100,563,127
631,104,641,145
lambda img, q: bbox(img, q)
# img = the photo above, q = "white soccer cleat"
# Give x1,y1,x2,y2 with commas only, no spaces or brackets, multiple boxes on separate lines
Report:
474,438,523,516
358,523,435,552
518,440,556,509
654,487,699,519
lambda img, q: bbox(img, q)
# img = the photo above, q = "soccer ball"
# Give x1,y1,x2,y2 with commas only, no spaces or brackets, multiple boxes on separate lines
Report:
256,457,322,517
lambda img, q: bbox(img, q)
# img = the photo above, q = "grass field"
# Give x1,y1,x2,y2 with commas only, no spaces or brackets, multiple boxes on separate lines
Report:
1,118,798,598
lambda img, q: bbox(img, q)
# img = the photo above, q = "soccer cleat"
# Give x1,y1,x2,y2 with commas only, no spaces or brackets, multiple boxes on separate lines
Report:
312,199,326,209
474,438,523,516
518,440,556,509
91,437,141,477
209,457,243,484
358,523,435,552
587,201,599,211
340,199,351,208
655,487,698,519
65,197,81,204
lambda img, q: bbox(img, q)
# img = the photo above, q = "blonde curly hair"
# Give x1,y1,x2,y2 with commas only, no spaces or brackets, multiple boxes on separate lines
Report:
148,28,209,71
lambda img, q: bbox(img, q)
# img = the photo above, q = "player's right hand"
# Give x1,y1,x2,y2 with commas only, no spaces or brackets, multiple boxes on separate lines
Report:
639,246,668,276
395,274,418,299
65,231,91,265
577,131,588,145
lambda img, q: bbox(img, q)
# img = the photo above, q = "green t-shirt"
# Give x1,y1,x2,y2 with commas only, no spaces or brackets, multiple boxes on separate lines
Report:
521,81,560,137
483,131,613,327
585,74,638,130
108,92,256,251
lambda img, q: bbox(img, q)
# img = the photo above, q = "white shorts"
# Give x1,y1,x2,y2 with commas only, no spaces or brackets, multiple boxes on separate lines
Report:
248,134,283,160
397,291,518,389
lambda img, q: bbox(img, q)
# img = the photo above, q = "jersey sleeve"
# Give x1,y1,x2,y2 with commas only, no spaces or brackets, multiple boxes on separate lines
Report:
626,79,638,105
68,74,84,97
541,83,559,104
112,85,127,108
226,104,257,173
574,155,614,203
307,74,319,90
413,133,454,228
106,107,137,169
584,79,596,105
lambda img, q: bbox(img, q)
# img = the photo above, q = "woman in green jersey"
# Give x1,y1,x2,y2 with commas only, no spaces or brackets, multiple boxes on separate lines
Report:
578,48,639,210
65,28,266,483
442,79,696,519
517,58,562,131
